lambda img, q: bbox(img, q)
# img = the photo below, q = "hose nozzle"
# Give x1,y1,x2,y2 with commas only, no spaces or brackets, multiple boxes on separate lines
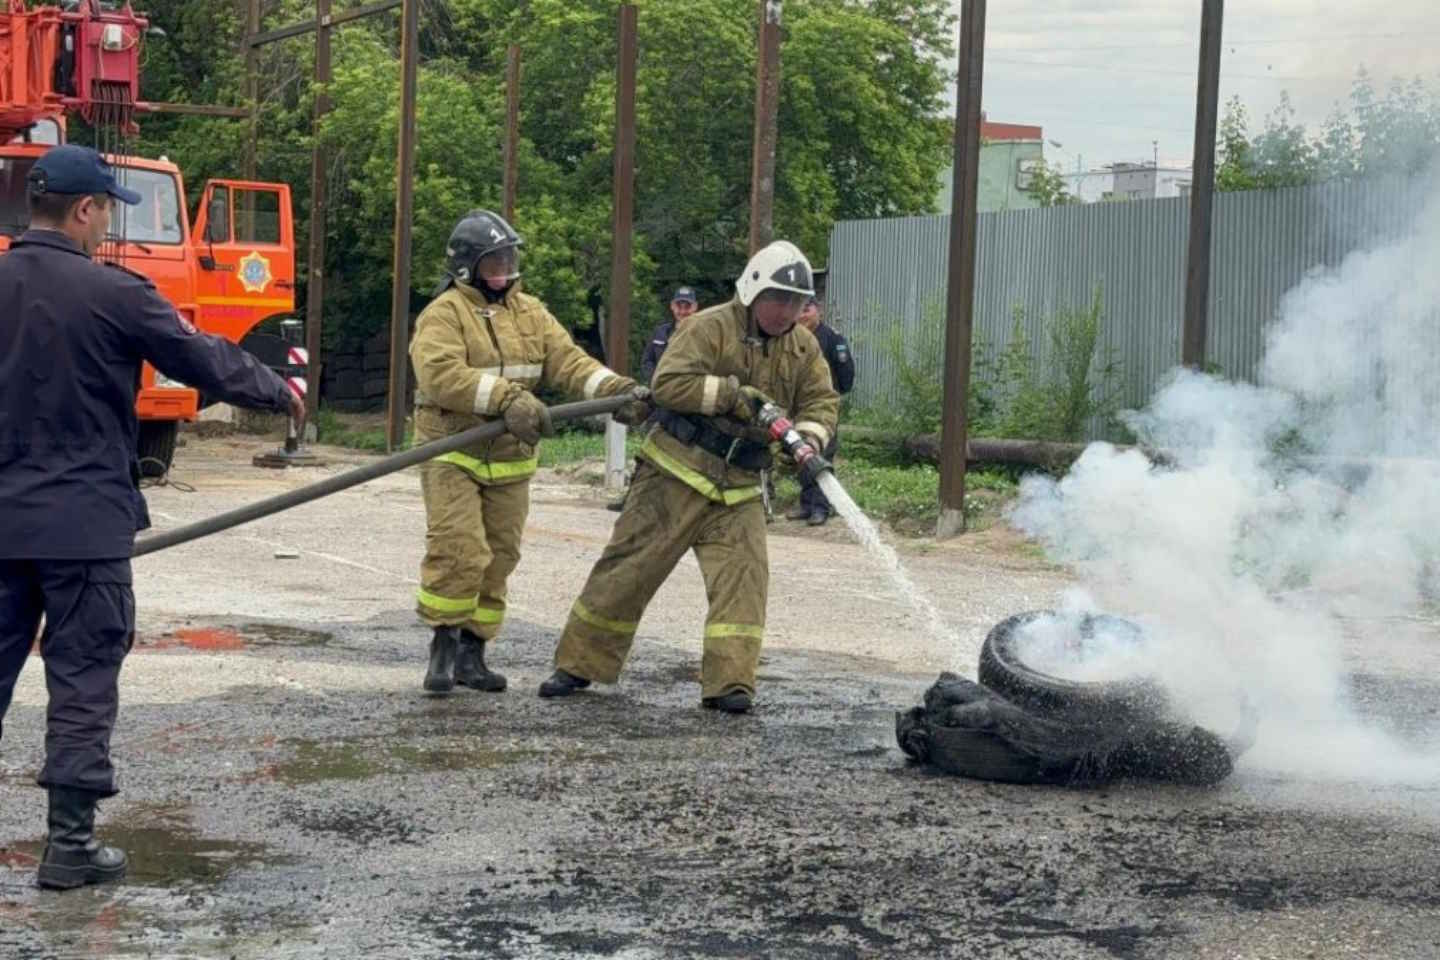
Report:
755,402,832,481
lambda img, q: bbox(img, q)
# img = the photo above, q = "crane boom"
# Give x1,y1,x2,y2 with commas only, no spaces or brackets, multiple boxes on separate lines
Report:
0,0,147,142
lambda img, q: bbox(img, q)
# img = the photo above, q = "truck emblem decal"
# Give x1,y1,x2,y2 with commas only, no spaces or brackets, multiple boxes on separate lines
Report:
238,250,274,293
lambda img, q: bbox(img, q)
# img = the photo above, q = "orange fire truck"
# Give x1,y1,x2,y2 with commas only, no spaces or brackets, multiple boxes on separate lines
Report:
0,0,298,473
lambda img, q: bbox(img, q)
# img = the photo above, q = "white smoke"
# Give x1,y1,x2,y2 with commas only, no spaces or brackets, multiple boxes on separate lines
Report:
1011,167,1440,785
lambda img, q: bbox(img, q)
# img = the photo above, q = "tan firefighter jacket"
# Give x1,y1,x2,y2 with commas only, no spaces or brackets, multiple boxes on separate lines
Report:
644,296,839,505
410,280,630,484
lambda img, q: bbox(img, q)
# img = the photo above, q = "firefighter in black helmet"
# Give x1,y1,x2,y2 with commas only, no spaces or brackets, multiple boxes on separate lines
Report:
439,209,523,292
408,209,650,696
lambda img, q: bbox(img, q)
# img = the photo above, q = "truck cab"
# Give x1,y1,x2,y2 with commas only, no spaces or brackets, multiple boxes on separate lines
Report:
0,137,296,473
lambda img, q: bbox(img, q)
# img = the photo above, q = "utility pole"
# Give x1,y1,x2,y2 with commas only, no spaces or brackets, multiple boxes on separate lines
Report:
605,5,637,492
303,0,332,426
246,0,404,434
1183,0,1224,370
936,0,986,540
385,0,420,451
747,0,781,254
247,0,406,437
244,0,260,183
503,45,520,222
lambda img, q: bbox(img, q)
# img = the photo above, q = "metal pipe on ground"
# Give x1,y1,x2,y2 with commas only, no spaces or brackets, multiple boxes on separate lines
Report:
132,395,635,558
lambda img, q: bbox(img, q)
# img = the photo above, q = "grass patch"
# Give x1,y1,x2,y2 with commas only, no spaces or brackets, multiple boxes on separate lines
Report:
770,457,1018,536
538,427,644,467
314,409,403,452
538,429,604,466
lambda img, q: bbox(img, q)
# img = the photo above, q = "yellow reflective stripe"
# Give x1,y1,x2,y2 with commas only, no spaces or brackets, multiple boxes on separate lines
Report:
469,606,504,624
197,296,293,309
436,451,539,482
571,599,638,637
638,436,762,506
417,589,478,614
704,622,765,640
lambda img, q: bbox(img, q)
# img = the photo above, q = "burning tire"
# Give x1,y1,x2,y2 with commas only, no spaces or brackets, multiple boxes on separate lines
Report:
895,673,1236,787
977,611,1169,724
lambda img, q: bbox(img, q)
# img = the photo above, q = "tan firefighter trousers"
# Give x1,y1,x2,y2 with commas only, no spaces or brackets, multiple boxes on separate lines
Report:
416,461,530,641
553,461,769,699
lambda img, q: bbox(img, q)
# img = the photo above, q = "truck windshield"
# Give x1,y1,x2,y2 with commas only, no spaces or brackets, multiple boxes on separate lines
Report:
0,156,37,238
0,158,183,245
109,167,184,245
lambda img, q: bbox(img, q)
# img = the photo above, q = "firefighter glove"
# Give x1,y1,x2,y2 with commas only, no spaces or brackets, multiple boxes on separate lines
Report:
612,386,653,427
730,384,774,423
499,388,554,446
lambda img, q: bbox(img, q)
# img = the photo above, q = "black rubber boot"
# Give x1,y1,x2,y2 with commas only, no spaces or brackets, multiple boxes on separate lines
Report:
538,669,591,699
702,689,754,714
423,626,459,695
37,787,127,891
455,630,507,692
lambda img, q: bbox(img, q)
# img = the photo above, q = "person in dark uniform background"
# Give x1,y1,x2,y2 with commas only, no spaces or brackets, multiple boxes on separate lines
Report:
607,285,700,512
0,145,303,890
786,275,855,526
638,286,699,385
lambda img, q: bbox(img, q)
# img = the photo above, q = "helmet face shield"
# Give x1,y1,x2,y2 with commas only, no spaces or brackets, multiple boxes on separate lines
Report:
752,288,808,337
442,209,524,288
476,244,521,287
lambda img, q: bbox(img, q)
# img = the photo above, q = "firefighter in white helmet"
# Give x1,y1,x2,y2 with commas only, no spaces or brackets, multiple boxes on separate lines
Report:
538,240,839,713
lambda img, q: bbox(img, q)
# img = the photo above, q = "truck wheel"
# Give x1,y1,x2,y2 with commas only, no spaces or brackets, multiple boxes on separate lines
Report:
977,611,1169,724
137,420,179,478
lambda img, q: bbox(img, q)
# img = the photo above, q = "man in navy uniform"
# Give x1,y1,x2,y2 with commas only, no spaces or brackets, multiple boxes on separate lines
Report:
786,280,855,526
607,285,700,512
638,286,699,385
0,145,303,890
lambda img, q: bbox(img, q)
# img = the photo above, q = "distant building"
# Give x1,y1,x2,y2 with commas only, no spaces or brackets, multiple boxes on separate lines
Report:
936,116,1045,213
1062,162,1192,204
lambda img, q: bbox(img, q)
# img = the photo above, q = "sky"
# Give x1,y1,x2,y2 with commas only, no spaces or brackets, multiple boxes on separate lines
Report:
952,1,1440,172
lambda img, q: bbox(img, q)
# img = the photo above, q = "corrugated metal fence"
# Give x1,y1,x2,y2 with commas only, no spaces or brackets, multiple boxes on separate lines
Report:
827,177,1428,434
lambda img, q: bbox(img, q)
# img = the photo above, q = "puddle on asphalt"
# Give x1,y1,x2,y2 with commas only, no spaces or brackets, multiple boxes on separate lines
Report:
389,744,543,772
134,622,334,654
0,806,312,958
4,805,272,885
264,741,388,785
260,739,546,785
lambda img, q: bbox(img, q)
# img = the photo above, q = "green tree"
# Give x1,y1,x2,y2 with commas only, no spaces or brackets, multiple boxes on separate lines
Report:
1215,96,1259,191
1216,70,1439,193
126,0,956,353
1250,92,1316,187
1024,159,1075,207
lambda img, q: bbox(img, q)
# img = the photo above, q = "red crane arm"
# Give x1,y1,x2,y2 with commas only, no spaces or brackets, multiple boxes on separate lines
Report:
0,0,148,142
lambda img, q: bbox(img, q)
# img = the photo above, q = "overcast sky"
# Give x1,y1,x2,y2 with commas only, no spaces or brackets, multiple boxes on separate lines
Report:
951,1,1440,171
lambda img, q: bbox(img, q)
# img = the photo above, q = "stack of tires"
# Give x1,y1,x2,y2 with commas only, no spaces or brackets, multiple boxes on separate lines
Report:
896,611,1251,787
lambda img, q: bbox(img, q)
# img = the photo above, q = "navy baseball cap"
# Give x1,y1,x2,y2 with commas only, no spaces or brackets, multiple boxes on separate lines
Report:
27,145,142,205
671,286,697,304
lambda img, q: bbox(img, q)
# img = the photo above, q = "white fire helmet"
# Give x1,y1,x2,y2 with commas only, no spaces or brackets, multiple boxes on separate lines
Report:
735,240,815,306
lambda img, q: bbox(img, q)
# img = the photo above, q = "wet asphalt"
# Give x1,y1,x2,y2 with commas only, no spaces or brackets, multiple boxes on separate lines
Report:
2,613,1439,960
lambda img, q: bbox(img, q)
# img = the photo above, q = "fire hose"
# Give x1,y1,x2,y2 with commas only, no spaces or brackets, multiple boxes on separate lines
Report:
131,394,638,558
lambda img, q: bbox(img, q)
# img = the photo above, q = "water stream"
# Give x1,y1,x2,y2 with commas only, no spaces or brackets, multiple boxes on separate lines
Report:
816,472,952,659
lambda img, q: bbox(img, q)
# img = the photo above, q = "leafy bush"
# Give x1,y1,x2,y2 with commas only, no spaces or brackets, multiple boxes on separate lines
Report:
872,286,1124,442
